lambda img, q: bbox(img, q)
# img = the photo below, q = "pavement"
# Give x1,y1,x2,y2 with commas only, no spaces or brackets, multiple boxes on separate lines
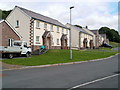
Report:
2,53,119,88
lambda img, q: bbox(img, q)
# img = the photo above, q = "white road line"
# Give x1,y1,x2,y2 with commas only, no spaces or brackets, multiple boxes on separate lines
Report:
69,74,119,90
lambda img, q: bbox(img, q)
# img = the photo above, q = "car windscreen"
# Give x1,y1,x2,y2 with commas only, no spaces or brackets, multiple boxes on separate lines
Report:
14,42,22,46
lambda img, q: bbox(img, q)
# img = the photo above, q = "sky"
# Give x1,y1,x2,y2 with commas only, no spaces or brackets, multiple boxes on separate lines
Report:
0,0,119,32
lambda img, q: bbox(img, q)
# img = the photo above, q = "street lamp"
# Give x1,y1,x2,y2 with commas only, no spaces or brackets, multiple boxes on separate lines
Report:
70,6,74,60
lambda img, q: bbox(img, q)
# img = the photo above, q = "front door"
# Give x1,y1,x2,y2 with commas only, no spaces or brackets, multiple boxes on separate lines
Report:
47,37,51,49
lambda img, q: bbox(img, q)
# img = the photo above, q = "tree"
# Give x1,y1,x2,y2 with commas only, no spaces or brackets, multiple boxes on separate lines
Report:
0,9,12,19
99,27,120,43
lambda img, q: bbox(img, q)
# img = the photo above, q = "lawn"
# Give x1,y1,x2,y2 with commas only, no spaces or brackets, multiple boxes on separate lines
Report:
2,49,118,66
109,42,120,48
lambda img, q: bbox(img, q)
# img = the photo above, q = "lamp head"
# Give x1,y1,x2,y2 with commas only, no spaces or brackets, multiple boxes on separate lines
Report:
70,6,74,9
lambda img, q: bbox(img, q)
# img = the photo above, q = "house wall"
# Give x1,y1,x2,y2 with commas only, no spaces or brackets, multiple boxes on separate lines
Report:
71,26,79,49
80,33,93,48
33,20,69,49
82,28,96,47
0,21,20,46
6,7,31,46
66,24,94,49
6,6,69,52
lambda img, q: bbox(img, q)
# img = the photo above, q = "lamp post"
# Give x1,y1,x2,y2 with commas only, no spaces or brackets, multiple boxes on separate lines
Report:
70,6,74,60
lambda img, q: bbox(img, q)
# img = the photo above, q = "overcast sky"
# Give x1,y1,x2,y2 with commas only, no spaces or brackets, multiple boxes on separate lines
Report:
0,0,119,31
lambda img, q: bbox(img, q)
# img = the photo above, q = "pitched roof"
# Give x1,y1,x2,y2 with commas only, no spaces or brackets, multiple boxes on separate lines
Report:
16,6,68,29
66,23,93,36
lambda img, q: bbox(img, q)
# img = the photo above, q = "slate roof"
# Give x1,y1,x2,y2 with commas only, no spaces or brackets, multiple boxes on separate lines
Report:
66,23,93,36
16,6,68,29
42,31,51,38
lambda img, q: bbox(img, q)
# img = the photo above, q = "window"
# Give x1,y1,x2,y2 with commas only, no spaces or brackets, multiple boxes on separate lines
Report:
57,26,59,33
14,42,22,46
24,42,27,47
62,28,64,34
44,23,47,30
8,39,14,46
36,36,40,42
36,21,40,28
57,39,59,45
50,25,53,31
16,20,19,27
66,29,68,34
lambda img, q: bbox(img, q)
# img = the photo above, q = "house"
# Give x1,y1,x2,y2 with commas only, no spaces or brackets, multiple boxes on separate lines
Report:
100,34,109,44
82,27,96,48
0,20,22,46
66,24,95,49
90,30,100,47
90,30,109,47
6,6,69,52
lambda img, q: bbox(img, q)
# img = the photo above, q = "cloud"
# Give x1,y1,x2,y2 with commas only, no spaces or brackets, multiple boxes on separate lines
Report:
0,1,118,31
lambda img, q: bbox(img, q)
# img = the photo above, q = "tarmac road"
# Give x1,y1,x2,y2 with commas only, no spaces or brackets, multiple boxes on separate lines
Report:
2,54,119,89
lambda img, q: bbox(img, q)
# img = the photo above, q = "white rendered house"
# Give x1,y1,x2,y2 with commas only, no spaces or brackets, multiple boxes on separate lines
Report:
6,6,69,52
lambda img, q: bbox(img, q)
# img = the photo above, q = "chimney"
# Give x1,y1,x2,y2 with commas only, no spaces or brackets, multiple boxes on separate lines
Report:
86,26,88,29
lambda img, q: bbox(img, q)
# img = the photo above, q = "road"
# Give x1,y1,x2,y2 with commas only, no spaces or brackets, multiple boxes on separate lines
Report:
2,54,119,89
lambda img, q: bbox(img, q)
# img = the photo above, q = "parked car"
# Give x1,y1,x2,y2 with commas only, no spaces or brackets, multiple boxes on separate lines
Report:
0,40,31,59
100,43,113,48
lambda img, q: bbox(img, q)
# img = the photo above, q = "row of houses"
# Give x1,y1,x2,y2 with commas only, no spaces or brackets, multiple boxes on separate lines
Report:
0,6,109,53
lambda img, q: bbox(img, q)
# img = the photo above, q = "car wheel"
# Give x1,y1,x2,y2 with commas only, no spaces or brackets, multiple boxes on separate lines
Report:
8,54,13,59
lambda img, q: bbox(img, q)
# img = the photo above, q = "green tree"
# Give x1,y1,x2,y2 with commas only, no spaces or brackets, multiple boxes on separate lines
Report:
99,27,120,43
0,10,12,19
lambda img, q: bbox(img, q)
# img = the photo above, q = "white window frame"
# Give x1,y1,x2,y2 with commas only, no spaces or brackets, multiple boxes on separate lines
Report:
36,21,40,28
50,25,53,31
57,39,59,45
57,26,59,33
44,23,47,30
36,36,40,42
62,28,64,34
16,20,19,28
66,29,68,34
8,38,14,46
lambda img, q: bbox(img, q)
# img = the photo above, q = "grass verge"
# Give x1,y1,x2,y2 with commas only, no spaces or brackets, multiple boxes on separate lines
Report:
109,42,120,48
2,49,118,66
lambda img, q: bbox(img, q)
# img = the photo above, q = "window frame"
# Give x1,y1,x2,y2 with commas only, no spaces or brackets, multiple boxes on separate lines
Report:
36,21,40,29
57,26,59,33
50,25,53,31
36,36,40,42
57,39,59,45
62,28,64,34
66,29,68,34
44,23,47,30
16,20,19,28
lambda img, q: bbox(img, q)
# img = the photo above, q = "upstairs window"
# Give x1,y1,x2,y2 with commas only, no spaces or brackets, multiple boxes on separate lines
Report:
16,20,19,28
66,29,68,34
36,21,40,28
44,23,47,30
50,25,53,31
62,28,64,34
57,26,59,33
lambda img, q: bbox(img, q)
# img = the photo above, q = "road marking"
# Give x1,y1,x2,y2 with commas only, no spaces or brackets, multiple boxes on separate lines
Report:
69,74,119,90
